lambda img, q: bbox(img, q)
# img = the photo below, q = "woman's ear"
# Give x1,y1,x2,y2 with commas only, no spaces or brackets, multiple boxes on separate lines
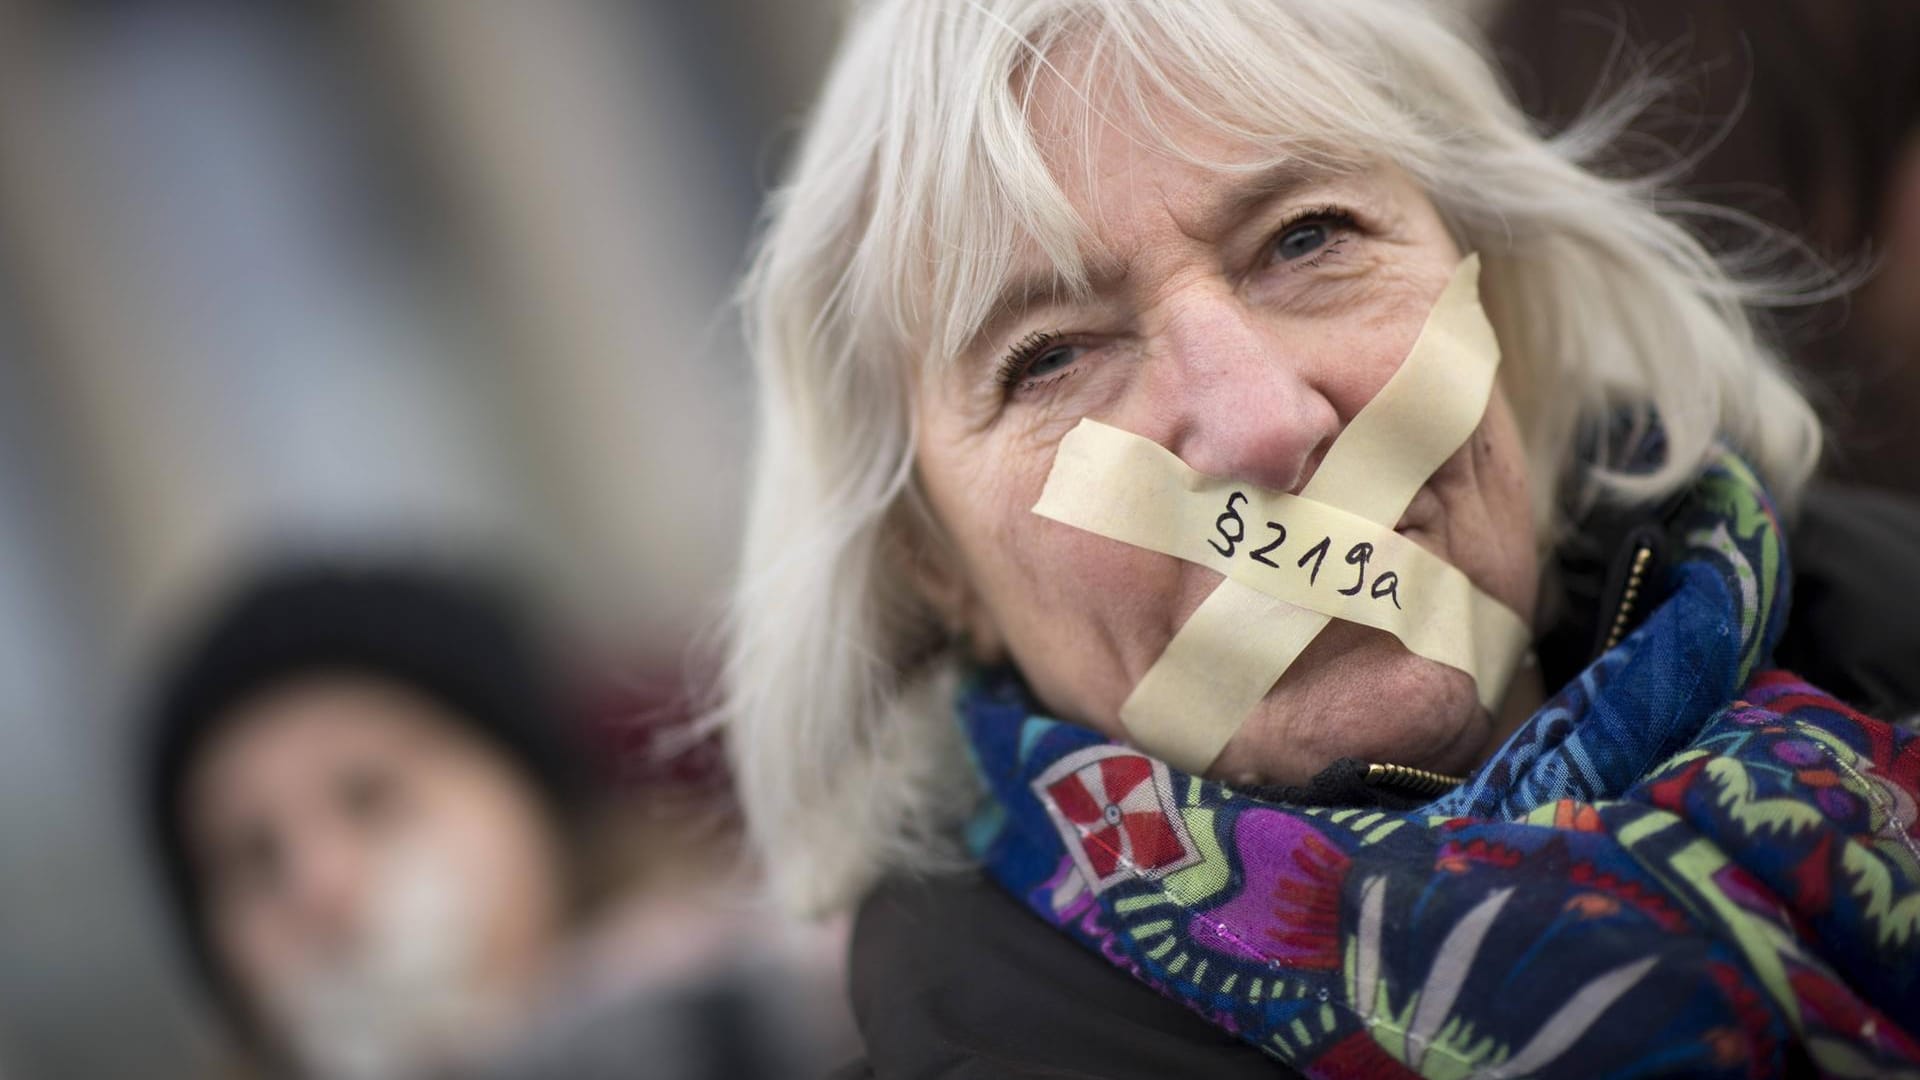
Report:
887,491,1007,664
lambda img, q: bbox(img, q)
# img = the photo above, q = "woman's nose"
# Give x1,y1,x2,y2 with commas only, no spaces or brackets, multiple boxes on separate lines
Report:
1142,294,1341,494
288,828,373,950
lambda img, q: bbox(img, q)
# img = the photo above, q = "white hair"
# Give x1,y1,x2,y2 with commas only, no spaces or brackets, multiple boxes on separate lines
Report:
719,0,1825,915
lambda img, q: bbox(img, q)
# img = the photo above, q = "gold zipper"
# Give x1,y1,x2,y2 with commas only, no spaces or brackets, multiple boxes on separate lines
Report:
1363,542,1655,800
1365,761,1465,797
1602,543,1655,651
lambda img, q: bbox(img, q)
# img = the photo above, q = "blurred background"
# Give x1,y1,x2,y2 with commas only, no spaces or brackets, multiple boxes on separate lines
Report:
0,0,1912,1077
0,1,844,1076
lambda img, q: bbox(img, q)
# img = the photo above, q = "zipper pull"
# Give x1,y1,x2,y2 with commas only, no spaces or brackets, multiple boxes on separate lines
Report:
1592,525,1667,659
1365,761,1465,798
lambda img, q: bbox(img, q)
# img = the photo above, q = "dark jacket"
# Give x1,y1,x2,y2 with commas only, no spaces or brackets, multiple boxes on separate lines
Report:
833,486,1920,1079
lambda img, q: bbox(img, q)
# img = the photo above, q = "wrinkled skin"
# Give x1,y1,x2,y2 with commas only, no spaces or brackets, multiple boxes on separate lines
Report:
912,70,1541,786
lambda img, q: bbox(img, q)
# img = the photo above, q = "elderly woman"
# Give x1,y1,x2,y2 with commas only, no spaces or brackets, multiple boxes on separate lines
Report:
722,0,1920,1076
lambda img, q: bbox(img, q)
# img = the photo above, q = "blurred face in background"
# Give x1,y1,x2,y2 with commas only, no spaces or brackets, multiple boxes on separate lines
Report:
186,674,568,1079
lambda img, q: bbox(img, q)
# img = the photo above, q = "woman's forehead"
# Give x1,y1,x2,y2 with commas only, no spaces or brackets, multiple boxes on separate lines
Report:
1031,72,1333,207
910,26,1392,363
187,677,460,812
847,1,1448,384
957,156,1384,366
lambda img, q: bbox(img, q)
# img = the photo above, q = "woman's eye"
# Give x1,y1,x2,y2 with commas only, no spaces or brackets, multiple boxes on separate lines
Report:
338,765,402,830
1274,220,1334,262
995,332,1086,396
1025,346,1078,379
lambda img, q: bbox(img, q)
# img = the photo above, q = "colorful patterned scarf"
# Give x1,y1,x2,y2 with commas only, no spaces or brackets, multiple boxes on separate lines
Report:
961,451,1920,1078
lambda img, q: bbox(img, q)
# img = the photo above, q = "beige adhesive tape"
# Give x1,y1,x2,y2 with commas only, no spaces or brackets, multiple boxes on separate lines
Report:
1032,256,1525,773
1118,586,1324,776
1298,254,1501,515
1034,417,1530,691
1122,255,1507,770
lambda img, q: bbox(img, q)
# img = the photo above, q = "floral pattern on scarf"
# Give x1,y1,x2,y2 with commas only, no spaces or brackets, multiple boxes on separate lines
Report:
961,452,1920,1078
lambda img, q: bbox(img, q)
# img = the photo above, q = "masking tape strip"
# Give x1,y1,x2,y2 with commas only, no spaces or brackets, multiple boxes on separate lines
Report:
1034,417,1529,691
1117,586,1327,776
1120,256,1506,769
1297,254,1501,515
1034,256,1521,772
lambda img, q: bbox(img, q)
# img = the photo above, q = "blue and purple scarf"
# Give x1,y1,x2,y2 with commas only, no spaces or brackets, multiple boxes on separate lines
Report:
961,452,1920,1078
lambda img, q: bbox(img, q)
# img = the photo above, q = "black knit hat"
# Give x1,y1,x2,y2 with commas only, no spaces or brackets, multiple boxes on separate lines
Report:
144,557,586,1038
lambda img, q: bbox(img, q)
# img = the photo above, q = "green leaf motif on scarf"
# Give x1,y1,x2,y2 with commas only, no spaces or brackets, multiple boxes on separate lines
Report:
1694,455,1783,683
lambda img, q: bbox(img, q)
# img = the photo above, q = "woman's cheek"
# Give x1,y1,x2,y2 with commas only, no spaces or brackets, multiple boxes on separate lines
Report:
1007,517,1135,599
221,899,302,1014
990,520,1184,701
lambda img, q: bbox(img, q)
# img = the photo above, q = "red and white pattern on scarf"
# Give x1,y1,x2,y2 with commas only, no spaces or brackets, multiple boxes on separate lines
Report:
1033,746,1201,895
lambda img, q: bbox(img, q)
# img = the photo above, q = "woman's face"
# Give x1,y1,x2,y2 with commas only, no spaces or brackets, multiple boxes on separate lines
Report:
913,86,1540,785
187,674,566,1067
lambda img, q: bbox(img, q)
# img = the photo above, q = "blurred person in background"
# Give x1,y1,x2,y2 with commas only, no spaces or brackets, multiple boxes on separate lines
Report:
0,0,852,1073
145,559,844,1080
146,560,589,1079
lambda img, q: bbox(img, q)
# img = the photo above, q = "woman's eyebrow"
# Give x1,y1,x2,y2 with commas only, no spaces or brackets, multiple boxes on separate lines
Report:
959,162,1338,362
962,254,1128,363
1204,159,1332,235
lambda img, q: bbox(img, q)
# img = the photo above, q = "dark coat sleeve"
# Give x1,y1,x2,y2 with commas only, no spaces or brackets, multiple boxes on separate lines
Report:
842,872,1298,1080
1776,485,1920,723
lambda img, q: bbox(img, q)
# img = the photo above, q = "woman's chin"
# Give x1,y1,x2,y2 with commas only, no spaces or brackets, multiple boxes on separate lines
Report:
1206,624,1491,788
